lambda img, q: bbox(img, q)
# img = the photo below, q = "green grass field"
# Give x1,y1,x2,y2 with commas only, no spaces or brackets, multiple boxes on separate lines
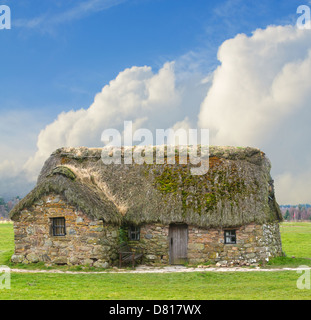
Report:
0,222,14,266
1,271,310,300
266,222,311,267
280,222,311,258
1,222,311,300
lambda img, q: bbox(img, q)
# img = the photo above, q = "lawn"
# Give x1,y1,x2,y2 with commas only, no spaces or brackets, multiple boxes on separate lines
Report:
280,222,311,258
0,222,14,266
1,271,310,300
0,222,311,300
266,222,311,267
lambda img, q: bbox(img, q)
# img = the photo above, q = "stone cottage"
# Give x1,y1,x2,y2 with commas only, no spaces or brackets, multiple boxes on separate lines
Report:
10,145,283,267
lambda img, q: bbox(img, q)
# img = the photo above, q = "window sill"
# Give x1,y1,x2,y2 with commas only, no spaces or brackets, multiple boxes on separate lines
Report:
50,236,70,241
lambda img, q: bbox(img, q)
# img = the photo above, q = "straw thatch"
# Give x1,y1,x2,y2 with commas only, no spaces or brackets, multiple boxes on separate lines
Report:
10,146,282,228
10,163,122,224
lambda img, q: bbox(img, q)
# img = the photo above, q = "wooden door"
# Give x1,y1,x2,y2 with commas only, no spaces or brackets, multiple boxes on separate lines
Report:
169,224,188,264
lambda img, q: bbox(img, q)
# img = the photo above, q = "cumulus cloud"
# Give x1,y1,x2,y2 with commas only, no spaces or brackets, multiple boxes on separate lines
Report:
198,25,311,146
198,25,311,204
23,62,184,180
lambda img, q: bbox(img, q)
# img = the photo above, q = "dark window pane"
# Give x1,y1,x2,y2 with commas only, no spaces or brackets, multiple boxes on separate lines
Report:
52,218,66,236
128,226,140,241
224,230,236,244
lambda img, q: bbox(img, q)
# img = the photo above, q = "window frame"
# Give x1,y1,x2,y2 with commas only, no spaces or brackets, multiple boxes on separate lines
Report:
51,217,66,237
224,229,236,244
128,225,140,241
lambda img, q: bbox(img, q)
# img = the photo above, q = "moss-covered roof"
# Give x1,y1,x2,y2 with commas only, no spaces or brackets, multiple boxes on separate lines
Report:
10,146,282,227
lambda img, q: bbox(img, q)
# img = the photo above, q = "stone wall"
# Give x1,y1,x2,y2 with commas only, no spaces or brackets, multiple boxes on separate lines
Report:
128,224,170,263
11,194,119,267
187,222,282,266
130,222,282,266
11,193,282,267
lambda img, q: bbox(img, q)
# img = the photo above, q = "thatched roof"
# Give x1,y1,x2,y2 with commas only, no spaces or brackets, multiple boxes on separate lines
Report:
10,146,282,228
10,163,122,225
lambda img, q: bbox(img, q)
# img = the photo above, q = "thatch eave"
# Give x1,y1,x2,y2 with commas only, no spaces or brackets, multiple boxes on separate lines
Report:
10,174,122,225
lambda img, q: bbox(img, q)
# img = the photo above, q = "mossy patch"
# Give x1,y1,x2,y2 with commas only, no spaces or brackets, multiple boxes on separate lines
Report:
150,158,251,216
49,166,76,180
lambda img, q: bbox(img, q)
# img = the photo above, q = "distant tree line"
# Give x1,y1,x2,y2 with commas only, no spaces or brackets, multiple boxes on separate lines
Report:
280,204,311,221
0,196,20,220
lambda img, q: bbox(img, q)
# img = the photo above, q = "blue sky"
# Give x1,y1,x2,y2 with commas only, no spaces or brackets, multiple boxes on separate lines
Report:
1,0,311,204
1,0,299,117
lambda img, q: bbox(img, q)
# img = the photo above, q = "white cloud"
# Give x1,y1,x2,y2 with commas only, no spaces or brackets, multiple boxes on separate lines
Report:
0,59,208,199
198,25,311,204
172,117,191,132
198,25,311,146
23,62,183,179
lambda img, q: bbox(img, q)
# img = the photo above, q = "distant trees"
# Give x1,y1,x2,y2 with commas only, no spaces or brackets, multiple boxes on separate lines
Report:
0,196,20,220
0,197,5,206
280,204,311,221
284,210,290,220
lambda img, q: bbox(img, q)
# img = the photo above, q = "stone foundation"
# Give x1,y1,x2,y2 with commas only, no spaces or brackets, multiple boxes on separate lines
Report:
11,194,119,267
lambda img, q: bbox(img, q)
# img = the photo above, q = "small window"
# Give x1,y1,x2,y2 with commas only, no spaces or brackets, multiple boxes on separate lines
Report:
224,230,236,244
51,217,66,236
128,226,140,241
